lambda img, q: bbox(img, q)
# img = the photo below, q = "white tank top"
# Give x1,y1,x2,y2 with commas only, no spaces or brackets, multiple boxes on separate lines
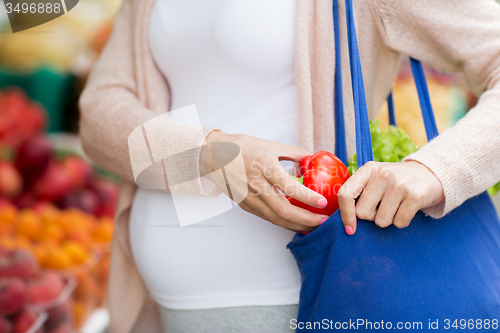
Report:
129,0,300,310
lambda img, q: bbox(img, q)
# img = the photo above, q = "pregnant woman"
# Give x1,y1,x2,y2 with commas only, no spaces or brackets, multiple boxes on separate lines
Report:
79,0,500,332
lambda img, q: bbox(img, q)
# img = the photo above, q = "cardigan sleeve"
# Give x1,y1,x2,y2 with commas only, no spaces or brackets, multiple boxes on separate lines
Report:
369,0,500,218
79,0,219,196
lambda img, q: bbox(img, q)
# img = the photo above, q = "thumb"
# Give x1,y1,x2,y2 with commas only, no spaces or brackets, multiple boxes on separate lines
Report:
338,183,359,236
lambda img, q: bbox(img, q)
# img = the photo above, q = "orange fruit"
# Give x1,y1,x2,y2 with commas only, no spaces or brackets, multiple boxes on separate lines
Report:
40,206,60,227
72,300,89,329
32,245,47,266
62,241,90,265
15,209,41,240
0,235,16,249
99,216,114,225
0,223,13,235
92,223,113,243
15,235,32,250
66,228,92,246
33,241,58,267
0,205,18,226
45,247,72,269
39,224,65,243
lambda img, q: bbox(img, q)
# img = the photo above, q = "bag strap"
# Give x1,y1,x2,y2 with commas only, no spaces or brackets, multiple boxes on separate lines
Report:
387,92,397,127
333,0,347,165
335,0,439,168
386,60,439,141
344,0,373,168
410,58,439,141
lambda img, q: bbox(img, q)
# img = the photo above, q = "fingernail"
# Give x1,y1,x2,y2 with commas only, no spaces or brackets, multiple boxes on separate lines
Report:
317,198,327,208
301,231,310,235
320,218,327,224
345,225,354,235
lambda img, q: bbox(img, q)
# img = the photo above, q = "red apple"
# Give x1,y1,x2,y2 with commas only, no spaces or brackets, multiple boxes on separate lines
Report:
58,190,99,215
0,89,39,149
15,136,52,179
26,271,64,305
0,110,15,139
0,162,22,199
0,279,26,316
0,316,12,333
16,105,46,138
60,156,92,189
11,308,37,333
0,250,40,280
0,90,27,118
32,163,72,202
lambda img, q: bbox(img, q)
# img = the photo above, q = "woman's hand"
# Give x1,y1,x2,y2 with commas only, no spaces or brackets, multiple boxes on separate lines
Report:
201,131,330,232
338,161,444,235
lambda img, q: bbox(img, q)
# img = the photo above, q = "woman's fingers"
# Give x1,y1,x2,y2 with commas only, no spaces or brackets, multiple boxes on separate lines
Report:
338,162,376,234
338,161,445,234
259,182,329,228
242,193,315,232
374,190,405,228
264,161,327,208
393,198,420,229
355,177,387,221
238,202,270,222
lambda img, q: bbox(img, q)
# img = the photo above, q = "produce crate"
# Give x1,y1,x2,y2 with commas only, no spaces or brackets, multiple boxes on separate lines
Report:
36,274,77,333
64,252,109,329
25,307,48,333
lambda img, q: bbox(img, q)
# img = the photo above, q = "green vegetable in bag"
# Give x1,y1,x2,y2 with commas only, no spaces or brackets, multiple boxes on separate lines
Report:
349,119,500,196
348,120,418,174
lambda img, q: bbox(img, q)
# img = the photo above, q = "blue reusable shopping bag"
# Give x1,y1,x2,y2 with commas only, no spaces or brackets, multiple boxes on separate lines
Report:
287,0,500,331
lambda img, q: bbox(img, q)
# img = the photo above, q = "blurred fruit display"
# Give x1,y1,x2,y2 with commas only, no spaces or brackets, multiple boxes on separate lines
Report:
0,87,118,330
0,248,77,333
0,0,123,74
0,88,119,214
0,207,113,330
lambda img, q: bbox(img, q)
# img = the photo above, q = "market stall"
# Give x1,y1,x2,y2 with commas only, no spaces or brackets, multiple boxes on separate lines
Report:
0,1,120,332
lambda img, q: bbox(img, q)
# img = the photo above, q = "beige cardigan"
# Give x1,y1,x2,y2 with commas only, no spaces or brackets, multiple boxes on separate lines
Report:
79,0,500,332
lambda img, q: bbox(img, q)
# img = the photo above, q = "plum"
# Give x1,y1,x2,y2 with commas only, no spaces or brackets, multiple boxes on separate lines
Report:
15,136,52,179
33,163,72,202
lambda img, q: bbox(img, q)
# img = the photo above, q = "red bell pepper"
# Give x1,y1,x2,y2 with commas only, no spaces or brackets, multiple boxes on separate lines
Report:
288,151,350,216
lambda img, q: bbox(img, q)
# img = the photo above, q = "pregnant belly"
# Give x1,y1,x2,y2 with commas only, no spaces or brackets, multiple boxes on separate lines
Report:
129,188,301,309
